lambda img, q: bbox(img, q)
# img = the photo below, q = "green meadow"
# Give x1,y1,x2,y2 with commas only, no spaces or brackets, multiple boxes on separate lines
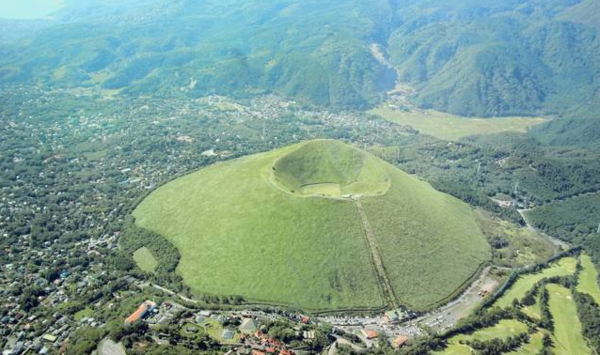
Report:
134,140,490,310
133,247,159,273
371,106,547,142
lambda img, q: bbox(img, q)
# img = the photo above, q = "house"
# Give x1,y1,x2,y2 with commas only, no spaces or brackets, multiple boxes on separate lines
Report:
361,329,378,339
41,334,57,343
392,335,409,348
239,318,257,334
125,300,156,325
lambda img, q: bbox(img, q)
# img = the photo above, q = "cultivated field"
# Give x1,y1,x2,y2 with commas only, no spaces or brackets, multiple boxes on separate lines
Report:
133,140,490,310
577,254,600,305
547,284,592,355
133,247,158,273
371,106,547,141
494,257,577,308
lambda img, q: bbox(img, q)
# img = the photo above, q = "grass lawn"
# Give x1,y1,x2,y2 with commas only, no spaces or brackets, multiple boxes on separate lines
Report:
134,139,490,311
133,247,158,273
371,106,547,142
74,307,94,321
547,284,592,355
577,254,600,305
435,319,529,355
495,257,577,308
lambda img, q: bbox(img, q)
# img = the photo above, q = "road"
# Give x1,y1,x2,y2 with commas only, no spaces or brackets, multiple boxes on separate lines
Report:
518,209,569,251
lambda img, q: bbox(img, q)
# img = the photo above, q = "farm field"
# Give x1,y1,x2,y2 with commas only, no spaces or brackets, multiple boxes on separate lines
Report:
494,257,577,308
370,106,547,141
133,247,158,273
547,284,592,355
133,139,490,310
577,254,600,305
435,319,529,355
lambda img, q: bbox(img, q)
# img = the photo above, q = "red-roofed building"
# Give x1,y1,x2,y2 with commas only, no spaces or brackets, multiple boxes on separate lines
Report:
392,335,409,348
125,300,156,325
361,330,379,339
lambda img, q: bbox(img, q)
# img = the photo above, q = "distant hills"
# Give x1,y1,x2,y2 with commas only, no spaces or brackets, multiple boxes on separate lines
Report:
0,0,598,118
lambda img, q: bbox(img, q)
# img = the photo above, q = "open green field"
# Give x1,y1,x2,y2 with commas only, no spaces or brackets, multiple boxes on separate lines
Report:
133,247,158,273
547,284,592,355
133,140,490,310
495,257,577,308
577,254,600,305
371,106,547,141
435,319,529,355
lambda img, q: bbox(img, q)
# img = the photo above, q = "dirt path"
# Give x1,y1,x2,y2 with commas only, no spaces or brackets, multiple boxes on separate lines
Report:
518,209,569,251
355,199,399,308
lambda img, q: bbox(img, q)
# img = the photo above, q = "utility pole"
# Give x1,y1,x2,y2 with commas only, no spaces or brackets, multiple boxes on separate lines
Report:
513,181,519,195
597,222,600,234
477,162,481,175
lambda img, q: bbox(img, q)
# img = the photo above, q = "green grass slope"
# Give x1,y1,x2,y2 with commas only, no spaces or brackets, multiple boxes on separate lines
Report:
133,140,490,310
361,160,490,309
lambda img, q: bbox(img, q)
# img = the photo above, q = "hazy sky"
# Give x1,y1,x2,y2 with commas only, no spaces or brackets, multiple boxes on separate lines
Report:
0,0,64,19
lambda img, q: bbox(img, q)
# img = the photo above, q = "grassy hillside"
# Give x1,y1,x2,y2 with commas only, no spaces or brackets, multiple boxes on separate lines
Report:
133,140,490,310
361,160,490,309
271,140,390,198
